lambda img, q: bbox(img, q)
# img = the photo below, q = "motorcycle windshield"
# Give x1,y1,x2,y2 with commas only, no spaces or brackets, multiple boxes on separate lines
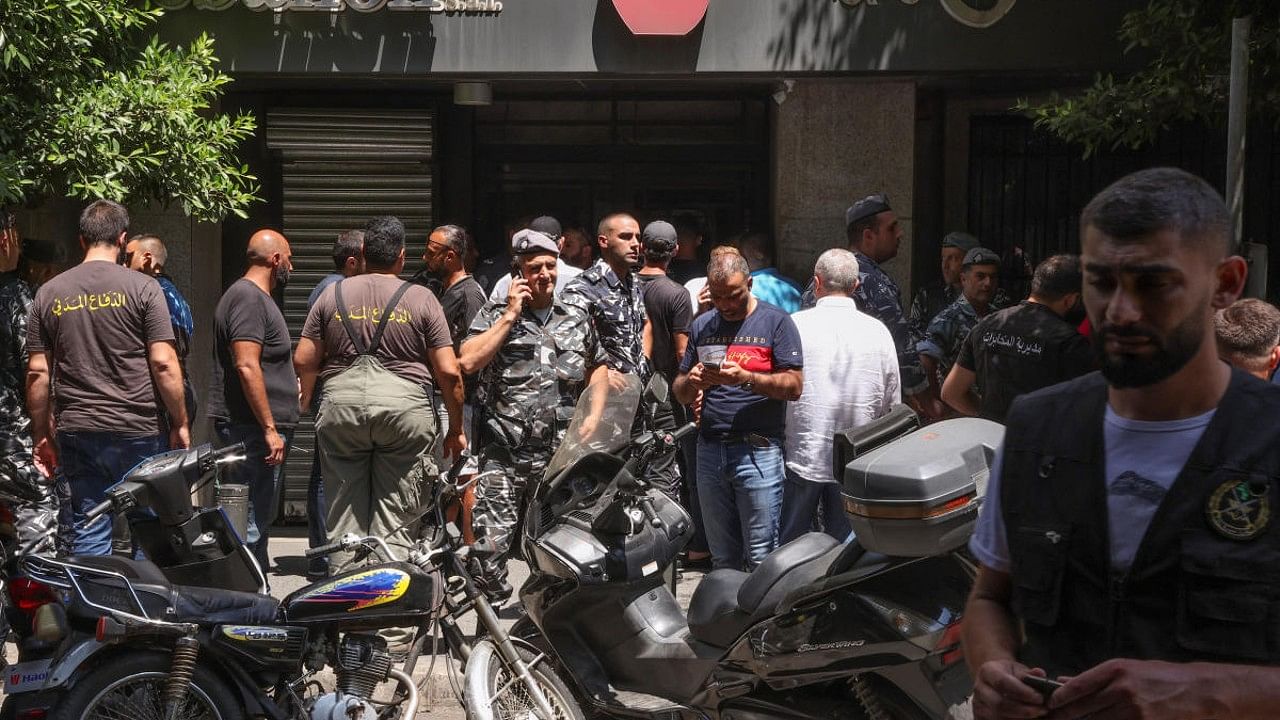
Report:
543,371,642,482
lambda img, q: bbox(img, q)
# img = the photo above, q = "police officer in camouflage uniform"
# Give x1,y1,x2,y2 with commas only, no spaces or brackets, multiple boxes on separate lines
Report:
561,212,650,379
461,229,609,599
801,194,941,419
0,211,58,555
562,213,684,496
918,247,1001,401
909,231,1011,339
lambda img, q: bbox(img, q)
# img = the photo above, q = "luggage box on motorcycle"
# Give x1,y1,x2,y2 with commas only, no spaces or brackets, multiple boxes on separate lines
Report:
837,416,1002,557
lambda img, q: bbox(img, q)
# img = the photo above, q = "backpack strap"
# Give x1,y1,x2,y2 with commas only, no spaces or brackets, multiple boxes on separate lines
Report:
367,281,415,356
332,280,369,355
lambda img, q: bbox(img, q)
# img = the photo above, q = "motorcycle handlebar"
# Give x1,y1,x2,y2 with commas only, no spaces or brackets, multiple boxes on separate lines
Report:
304,540,343,560
211,442,248,463
84,499,113,523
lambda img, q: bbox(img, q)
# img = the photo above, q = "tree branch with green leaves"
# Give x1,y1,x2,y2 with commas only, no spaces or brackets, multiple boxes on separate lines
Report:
0,0,258,220
1017,0,1279,157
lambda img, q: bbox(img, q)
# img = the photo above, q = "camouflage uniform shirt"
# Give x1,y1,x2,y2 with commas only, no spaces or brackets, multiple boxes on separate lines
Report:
918,295,989,383
804,253,926,395
562,259,650,381
467,298,606,453
910,282,1011,339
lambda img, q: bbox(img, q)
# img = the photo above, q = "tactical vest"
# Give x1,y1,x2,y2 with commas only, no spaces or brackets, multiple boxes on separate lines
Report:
1002,370,1280,678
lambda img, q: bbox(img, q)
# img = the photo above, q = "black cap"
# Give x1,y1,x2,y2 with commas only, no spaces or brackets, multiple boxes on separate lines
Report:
528,215,562,239
941,232,980,253
641,220,678,254
511,229,560,256
22,238,67,265
845,193,891,229
963,247,1001,268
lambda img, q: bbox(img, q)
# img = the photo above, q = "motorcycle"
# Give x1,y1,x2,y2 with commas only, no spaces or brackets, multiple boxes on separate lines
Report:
462,374,1002,719
0,442,558,720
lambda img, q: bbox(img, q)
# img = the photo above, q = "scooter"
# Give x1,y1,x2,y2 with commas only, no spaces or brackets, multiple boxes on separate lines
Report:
0,444,557,720
463,375,1002,719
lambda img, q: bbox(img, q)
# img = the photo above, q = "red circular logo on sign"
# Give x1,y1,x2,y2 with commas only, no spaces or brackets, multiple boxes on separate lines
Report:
612,0,709,36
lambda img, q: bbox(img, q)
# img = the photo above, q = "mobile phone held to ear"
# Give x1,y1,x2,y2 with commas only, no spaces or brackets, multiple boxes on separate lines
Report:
1021,675,1063,703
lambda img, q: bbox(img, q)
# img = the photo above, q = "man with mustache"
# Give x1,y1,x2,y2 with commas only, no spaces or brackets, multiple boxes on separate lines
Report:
209,229,298,574
962,167,1280,719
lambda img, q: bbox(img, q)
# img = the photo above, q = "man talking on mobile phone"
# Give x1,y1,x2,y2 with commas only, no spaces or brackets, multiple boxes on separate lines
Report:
962,168,1280,719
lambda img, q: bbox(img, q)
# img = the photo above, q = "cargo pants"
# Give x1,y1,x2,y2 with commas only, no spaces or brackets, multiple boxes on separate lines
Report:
315,355,439,571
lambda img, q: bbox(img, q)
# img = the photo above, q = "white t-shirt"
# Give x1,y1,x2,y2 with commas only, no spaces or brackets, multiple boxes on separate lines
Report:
784,296,900,482
970,406,1215,573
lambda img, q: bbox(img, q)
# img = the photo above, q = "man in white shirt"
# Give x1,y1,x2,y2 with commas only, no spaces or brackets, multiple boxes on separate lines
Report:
782,248,900,542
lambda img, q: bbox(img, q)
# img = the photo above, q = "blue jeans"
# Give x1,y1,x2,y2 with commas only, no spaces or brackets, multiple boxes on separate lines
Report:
59,431,168,556
696,435,784,571
780,470,853,544
213,421,293,571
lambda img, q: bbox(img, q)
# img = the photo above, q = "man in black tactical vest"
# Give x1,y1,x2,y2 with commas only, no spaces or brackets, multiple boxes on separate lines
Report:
962,167,1280,720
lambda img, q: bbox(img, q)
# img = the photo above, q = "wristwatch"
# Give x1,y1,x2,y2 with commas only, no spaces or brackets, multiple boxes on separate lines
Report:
742,373,755,394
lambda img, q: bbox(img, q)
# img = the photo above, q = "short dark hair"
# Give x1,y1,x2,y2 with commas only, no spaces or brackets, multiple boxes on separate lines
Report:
1030,254,1082,300
362,216,405,269
1081,167,1231,257
79,200,129,248
737,232,774,264
1216,299,1280,368
433,224,470,257
332,230,364,271
846,213,881,245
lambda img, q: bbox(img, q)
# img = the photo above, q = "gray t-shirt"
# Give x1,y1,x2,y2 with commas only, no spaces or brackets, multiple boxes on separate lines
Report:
208,279,300,428
28,260,176,436
971,406,1215,573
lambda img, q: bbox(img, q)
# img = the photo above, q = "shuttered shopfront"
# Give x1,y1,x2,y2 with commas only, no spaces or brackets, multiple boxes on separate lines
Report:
265,109,434,521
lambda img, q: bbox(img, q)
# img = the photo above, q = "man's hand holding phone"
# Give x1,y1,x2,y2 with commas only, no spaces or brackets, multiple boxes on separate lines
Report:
505,273,531,318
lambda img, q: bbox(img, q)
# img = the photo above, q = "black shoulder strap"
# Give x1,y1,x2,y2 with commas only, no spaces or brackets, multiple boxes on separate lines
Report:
332,280,368,355
367,281,414,356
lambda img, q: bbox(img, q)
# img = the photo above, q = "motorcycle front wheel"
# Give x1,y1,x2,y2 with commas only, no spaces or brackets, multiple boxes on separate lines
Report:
464,640,585,720
49,650,243,720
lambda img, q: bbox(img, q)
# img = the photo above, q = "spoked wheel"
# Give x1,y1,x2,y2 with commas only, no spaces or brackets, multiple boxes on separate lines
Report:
464,640,585,720
50,652,242,720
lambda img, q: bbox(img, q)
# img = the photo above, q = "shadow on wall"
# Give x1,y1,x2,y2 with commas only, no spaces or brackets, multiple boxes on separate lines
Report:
591,0,705,74
766,0,907,72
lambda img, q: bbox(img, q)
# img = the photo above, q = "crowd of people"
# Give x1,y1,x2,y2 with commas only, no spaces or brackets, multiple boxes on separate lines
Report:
4,173,1280,614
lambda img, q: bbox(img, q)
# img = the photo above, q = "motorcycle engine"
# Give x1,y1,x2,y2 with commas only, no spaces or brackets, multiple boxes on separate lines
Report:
308,634,393,720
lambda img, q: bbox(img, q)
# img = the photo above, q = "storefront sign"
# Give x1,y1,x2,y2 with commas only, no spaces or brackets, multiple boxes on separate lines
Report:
837,0,1018,29
155,0,501,12
611,0,709,36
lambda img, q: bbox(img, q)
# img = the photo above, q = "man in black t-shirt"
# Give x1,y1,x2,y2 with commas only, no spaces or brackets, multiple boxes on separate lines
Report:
637,221,703,552
942,254,1093,423
209,230,299,573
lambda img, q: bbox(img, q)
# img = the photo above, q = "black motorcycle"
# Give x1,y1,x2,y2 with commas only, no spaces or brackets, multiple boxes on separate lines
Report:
462,375,1000,719
0,443,561,720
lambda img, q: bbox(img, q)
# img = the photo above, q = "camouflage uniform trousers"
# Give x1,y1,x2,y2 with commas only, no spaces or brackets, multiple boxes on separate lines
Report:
471,444,552,585
0,431,59,556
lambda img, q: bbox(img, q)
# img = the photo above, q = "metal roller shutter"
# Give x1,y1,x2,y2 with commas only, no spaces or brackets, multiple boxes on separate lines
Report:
266,109,434,521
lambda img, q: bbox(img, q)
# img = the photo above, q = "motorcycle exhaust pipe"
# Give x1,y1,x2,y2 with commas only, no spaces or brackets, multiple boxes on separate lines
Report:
386,668,419,719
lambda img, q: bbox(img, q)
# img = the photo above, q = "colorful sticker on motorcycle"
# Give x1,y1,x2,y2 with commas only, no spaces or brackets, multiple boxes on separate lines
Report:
295,568,411,612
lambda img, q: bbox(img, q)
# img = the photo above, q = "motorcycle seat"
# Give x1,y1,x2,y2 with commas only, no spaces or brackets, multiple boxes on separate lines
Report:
65,555,280,625
687,533,843,648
